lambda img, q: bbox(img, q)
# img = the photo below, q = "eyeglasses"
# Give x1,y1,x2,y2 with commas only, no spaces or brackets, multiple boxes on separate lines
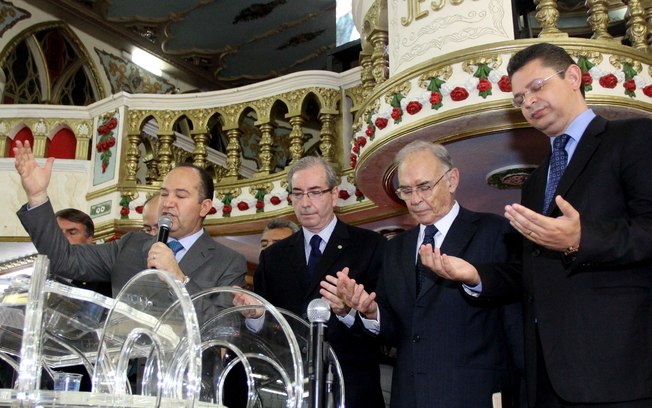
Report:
395,169,451,201
290,188,333,201
142,224,157,234
512,70,565,108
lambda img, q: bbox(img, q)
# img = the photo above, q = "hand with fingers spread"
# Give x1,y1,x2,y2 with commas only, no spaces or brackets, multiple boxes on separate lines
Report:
505,195,581,253
335,268,378,319
320,269,351,316
13,140,54,207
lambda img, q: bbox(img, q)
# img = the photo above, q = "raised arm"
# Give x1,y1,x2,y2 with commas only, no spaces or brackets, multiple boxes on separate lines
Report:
13,141,54,207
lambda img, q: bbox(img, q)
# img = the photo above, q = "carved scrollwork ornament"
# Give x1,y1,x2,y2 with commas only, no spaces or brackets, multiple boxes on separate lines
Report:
251,97,275,123
128,110,147,133
346,85,367,112
285,89,307,114
418,66,454,88
384,82,412,105
461,56,503,75
216,188,242,199
568,50,603,67
251,183,273,194
609,55,642,73
318,88,340,113
188,108,210,129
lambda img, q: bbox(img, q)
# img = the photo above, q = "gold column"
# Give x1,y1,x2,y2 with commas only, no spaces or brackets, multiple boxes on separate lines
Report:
286,114,305,164
156,132,176,181
257,122,274,175
360,51,376,95
643,0,652,50
144,157,159,185
319,112,336,163
124,132,142,183
624,0,649,51
190,129,211,169
534,0,568,38
0,133,7,157
75,136,91,160
585,0,614,40
224,127,242,179
370,30,389,85
32,134,47,158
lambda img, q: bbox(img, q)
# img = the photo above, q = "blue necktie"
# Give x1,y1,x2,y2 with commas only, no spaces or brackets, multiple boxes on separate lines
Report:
416,225,437,295
167,240,184,255
543,134,570,214
307,235,322,281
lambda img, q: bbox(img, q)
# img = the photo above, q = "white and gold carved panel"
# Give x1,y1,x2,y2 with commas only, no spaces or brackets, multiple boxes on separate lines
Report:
389,0,514,75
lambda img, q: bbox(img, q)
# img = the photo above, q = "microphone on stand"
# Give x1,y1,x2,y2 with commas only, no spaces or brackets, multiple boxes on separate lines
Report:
157,216,172,243
307,298,330,408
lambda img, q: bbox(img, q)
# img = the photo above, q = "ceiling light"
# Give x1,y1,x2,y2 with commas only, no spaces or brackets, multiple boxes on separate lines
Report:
130,48,163,76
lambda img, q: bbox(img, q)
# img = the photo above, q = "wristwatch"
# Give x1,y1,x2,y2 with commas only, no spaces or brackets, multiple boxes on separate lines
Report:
182,275,191,285
564,244,580,257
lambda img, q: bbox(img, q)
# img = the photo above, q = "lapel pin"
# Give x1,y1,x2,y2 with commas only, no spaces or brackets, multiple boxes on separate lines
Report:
337,245,343,249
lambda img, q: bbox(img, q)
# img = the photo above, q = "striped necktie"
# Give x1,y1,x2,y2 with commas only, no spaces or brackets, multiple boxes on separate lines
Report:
416,225,437,295
543,134,570,214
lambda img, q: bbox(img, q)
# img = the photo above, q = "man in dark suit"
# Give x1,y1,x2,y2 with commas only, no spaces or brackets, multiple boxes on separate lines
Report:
13,141,246,298
55,208,113,298
253,156,385,408
428,43,652,407
335,141,524,408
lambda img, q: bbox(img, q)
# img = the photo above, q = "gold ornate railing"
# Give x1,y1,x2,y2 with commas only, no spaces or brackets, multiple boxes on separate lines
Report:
2,0,652,241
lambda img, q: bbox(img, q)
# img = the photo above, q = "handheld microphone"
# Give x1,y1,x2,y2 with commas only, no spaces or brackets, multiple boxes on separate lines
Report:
307,298,330,408
157,215,172,243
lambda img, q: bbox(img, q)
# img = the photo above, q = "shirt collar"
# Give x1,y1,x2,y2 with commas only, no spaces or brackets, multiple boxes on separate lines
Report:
303,215,338,251
418,201,460,247
551,108,596,147
170,228,204,256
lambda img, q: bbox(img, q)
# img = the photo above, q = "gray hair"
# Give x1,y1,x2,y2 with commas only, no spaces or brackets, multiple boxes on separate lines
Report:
394,140,454,170
265,218,299,233
287,156,338,190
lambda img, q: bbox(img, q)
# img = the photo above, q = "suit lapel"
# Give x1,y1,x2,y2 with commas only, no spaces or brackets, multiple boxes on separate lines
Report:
526,156,550,213
306,220,349,296
548,116,606,214
279,230,308,293
401,227,420,299
178,231,213,275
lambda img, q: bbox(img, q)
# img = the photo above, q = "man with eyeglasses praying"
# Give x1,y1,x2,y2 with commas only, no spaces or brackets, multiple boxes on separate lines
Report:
425,42,652,407
253,156,386,408
333,140,525,408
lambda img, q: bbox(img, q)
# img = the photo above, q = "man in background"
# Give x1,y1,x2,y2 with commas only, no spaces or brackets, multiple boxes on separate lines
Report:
260,218,298,250
141,193,160,236
55,208,112,297
55,208,94,245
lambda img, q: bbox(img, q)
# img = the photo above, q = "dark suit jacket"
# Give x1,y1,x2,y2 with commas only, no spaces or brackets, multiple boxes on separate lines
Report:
17,200,247,297
478,116,652,405
375,207,523,408
254,219,385,408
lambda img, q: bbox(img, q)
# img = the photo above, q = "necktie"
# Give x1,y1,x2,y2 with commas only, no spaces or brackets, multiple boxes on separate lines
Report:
167,240,184,255
416,225,438,295
307,235,322,281
543,134,570,214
